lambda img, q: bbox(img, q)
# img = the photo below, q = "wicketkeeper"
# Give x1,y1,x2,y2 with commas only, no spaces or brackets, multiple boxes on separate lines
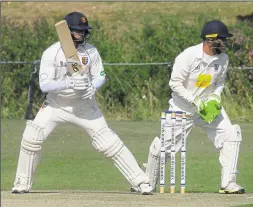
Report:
12,11,153,195
132,20,245,194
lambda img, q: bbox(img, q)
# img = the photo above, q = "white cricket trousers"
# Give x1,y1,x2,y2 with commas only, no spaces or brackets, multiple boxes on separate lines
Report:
166,108,233,152
34,101,107,139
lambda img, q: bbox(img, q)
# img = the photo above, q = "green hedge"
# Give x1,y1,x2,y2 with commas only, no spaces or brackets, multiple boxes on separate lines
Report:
1,13,253,120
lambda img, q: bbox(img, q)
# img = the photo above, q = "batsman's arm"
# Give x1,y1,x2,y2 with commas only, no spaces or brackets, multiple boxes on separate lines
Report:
89,49,106,90
39,49,66,92
169,52,195,104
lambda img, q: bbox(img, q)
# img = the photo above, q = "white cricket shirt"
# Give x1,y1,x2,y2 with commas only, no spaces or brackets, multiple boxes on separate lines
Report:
169,43,229,114
39,42,106,112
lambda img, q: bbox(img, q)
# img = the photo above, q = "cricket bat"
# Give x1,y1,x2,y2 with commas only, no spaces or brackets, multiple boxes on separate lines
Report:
55,20,86,75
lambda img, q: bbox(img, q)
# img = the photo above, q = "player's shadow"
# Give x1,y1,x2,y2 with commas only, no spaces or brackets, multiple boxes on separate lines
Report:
11,191,60,194
11,190,143,195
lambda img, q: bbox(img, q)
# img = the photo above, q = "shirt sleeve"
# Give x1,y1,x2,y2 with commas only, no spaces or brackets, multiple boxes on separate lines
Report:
169,52,195,104
213,57,229,97
39,48,66,92
90,49,106,90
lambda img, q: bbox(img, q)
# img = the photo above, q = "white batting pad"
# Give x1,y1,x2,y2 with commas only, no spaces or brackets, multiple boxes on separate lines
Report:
145,137,161,190
13,121,44,191
92,127,150,188
219,124,242,188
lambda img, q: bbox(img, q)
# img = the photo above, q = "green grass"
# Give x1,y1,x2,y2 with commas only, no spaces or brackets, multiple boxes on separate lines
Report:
1,119,253,193
2,2,253,26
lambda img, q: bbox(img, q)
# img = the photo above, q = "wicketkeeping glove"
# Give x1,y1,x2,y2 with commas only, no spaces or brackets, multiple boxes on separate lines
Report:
193,95,205,112
203,94,222,122
194,94,222,124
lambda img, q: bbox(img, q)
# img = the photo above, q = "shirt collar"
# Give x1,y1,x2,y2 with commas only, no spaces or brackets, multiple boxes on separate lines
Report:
196,42,221,63
196,43,204,59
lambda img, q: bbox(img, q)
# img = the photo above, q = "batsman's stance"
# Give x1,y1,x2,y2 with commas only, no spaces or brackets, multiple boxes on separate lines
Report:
12,11,152,195
133,20,245,194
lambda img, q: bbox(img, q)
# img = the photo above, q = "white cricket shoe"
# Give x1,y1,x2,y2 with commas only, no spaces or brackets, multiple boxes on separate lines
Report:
139,183,153,195
219,182,245,194
12,184,29,194
130,183,153,195
130,163,152,194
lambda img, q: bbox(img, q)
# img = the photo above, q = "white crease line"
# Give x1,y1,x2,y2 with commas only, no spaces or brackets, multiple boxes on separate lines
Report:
41,193,61,196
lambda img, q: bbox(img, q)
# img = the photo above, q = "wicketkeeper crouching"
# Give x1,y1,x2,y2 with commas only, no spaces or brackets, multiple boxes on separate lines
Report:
132,20,245,194
12,11,153,195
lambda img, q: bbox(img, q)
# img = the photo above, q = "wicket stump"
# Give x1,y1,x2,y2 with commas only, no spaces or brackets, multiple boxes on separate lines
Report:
159,111,187,194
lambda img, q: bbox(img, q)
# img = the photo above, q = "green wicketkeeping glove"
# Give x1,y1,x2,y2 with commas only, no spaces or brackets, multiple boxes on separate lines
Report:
204,94,222,122
193,95,205,112
194,96,210,122
194,94,222,124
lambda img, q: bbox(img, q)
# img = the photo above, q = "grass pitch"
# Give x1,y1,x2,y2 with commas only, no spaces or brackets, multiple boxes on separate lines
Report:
1,119,253,192
1,119,253,206
2,191,253,207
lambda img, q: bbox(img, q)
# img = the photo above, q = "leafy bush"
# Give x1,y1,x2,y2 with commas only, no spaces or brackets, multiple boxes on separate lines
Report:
1,13,253,120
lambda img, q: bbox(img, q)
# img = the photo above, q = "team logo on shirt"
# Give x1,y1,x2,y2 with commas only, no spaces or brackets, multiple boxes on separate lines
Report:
82,56,89,65
40,73,48,82
214,64,219,71
192,65,200,73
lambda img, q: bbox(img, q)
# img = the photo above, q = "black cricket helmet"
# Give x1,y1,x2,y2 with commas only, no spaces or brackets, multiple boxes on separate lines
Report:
64,11,92,31
64,12,92,44
201,20,233,40
201,20,233,54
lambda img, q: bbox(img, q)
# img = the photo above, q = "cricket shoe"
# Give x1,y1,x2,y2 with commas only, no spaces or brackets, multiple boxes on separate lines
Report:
130,163,149,193
130,183,153,195
130,185,156,193
219,182,245,194
12,185,29,194
139,183,153,195
12,179,30,194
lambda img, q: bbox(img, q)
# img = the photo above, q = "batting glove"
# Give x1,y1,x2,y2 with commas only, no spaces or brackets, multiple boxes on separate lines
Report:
65,74,90,91
81,83,96,99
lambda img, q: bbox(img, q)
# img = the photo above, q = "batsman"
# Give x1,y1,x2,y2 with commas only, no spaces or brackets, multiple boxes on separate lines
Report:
133,20,245,194
12,11,153,195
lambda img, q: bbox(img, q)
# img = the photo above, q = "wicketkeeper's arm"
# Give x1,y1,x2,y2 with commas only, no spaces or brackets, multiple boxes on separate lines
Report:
169,53,195,104
212,58,229,97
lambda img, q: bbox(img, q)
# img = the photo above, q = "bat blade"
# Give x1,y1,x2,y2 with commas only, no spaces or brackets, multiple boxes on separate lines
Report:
55,20,85,75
